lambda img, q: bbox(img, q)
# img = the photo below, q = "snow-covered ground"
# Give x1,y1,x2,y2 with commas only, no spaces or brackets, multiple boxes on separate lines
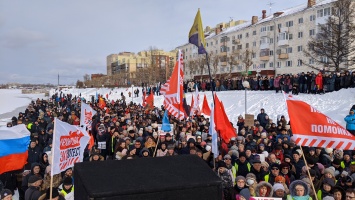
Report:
1,88,354,127
53,87,354,127
0,89,45,126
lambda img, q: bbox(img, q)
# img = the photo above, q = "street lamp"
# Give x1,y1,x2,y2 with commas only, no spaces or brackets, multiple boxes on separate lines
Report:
242,80,250,115
131,85,134,102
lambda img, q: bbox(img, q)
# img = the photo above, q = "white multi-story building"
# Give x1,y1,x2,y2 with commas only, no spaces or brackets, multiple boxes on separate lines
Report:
178,0,345,80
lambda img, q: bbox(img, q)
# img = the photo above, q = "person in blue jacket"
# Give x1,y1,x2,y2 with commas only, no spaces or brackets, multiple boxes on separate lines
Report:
344,109,355,136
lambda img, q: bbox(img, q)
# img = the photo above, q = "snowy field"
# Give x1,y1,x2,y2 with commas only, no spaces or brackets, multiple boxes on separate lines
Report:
1,87,354,127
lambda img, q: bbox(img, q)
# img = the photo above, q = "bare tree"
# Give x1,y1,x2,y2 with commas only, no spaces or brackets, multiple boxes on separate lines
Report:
83,74,91,82
241,49,253,76
303,0,355,72
207,52,220,79
227,50,241,78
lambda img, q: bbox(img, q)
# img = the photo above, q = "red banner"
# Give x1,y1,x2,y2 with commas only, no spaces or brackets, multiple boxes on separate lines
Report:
285,94,355,150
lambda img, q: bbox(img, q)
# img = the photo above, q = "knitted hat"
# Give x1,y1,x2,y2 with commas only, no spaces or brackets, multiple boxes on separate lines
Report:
325,148,333,154
246,173,257,181
261,161,269,169
0,189,12,199
63,177,73,185
324,168,335,177
218,161,227,169
323,196,335,200
271,163,280,169
323,178,335,187
236,175,246,183
239,188,251,200
273,183,285,192
205,145,211,151
275,175,285,183
280,162,290,169
239,152,247,158
224,154,231,160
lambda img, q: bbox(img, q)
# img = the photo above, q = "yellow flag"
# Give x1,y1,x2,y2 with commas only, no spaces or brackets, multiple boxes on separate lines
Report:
188,9,206,54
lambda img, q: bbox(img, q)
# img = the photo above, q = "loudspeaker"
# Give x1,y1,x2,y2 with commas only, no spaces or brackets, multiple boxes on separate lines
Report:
74,155,222,200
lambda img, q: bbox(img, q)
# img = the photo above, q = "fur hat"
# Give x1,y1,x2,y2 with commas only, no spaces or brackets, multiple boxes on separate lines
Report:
273,183,285,192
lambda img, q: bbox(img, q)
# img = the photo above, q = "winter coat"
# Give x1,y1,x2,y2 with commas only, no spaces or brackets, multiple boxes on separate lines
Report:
255,181,273,197
24,186,42,200
315,74,323,90
344,113,355,131
287,180,312,200
274,78,281,88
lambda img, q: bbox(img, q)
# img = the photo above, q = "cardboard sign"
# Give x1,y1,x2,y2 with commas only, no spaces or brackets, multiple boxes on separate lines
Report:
244,114,255,127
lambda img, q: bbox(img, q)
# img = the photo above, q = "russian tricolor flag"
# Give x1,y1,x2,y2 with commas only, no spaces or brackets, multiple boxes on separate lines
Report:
0,124,30,174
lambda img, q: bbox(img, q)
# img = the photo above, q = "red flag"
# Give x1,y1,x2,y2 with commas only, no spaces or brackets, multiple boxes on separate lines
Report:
98,98,106,109
285,93,355,150
201,94,211,116
145,92,154,109
161,50,186,120
214,94,236,143
190,95,194,116
88,132,95,150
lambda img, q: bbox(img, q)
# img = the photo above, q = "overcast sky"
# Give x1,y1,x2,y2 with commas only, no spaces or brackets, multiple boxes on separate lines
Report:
0,0,306,85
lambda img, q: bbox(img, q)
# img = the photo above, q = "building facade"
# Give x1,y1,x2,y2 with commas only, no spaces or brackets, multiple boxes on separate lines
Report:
106,50,177,85
179,0,348,80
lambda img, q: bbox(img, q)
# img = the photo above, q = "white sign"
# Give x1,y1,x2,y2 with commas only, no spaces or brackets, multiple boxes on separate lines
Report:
80,102,97,131
51,118,90,176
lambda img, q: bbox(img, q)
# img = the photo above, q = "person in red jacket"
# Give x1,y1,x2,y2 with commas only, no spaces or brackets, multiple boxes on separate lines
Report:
315,72,324,94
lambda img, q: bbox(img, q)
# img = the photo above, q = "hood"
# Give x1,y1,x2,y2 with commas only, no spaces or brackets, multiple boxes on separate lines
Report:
31,162,40,174
140,147,150,157
40,153,48,164
255,181,273,197
289,180,310,196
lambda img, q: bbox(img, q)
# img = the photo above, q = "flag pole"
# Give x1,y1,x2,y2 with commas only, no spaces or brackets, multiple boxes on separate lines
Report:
299,146,318,200
153,135,160,157
205,52,215,104
50,118,57,200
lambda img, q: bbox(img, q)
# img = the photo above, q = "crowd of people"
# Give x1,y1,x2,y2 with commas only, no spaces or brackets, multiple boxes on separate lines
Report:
1,88,355,200
183,70,355,95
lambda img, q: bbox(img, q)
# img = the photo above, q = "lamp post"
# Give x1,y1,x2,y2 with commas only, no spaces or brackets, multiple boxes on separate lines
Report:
242,80,250,115
131,84,134,102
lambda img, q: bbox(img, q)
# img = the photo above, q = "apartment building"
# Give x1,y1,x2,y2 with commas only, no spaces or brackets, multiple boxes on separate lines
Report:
179,0,341,80
106,50,177,84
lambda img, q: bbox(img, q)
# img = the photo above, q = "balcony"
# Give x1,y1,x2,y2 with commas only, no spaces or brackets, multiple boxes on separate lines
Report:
220,61,227,66
260,56,269,61
260,31,269,37
219,52,227,56
278,53,289,59
232,39,240,44
278,39,289,47
280,27,289,33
